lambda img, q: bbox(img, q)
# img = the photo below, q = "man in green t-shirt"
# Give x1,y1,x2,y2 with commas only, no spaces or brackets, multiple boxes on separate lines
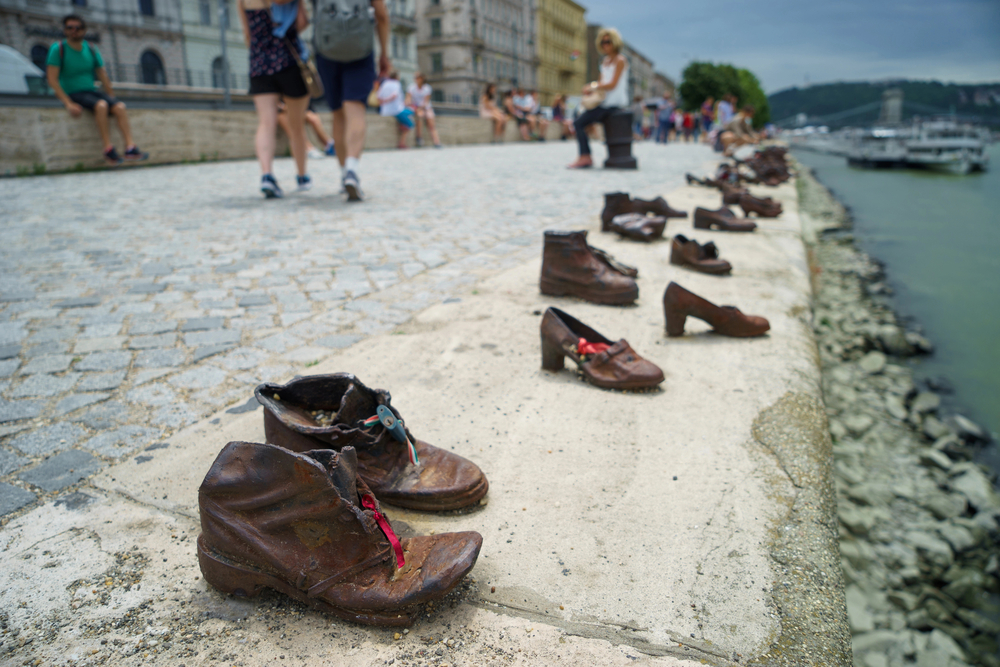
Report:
46,14,149,165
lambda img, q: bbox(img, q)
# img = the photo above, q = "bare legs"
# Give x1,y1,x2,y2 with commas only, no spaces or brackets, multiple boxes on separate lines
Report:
281,95,310,177
305,110,332,148
253,94,280,175
331,100,367,168
92,100,114,150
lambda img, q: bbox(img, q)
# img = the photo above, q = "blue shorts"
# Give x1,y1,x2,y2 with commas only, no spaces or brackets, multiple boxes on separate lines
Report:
315,51,376,111
395,108,415,128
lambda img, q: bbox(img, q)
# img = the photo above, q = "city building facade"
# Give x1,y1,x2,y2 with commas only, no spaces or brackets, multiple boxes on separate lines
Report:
533,0,584,106
177,0,246,90
415,0,536,106
651,71,674,98
373,0,418,90
0,0,186,86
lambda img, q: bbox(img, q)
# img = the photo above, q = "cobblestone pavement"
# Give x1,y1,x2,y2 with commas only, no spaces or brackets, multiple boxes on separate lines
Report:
0,141,714,518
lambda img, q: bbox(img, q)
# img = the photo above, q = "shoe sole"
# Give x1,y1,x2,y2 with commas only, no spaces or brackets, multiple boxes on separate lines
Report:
262,189,282,199
197,537,419,627
344,182,362,202
540,278,637,305
375,475,489,512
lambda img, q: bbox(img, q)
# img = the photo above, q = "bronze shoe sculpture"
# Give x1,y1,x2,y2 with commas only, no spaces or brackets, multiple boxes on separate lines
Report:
608,212,667,242
601,192,686,230
669,235,732,275
255,374,488,511
663,282,769,337
540,307,663,390
540,230,638,305
197,441,483,627
738,192,782,218
720,183,748,206
693,207,757,232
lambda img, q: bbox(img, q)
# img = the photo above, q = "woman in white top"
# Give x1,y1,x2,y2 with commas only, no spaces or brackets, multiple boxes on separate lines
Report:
377,70,413,149
568,27,629,169
406,72,441,148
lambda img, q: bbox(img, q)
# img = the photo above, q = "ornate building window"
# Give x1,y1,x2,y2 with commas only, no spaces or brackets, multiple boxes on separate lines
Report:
140,50,165,84
430,18,441,38
139,0,155,16
431,53,443,73
200,0,211,25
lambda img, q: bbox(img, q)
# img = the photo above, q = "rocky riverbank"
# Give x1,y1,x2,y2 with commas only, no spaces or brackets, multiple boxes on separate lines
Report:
797,167,1000,667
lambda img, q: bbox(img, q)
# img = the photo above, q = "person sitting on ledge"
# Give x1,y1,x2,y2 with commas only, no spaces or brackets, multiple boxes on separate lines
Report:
567,26,629,169
46,14,149,166
719,104,759,157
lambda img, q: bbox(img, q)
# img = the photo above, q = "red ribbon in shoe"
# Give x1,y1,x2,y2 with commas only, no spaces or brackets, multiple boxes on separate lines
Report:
362,494,405,569
577,338,611,356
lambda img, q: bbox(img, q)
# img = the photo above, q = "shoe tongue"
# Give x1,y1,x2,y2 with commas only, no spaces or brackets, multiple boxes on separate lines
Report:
703,241,719,259
306,446,359,501
335,382,380,426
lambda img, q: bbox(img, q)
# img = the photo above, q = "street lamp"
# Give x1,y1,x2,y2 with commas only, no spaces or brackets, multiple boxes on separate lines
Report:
219,0,231,107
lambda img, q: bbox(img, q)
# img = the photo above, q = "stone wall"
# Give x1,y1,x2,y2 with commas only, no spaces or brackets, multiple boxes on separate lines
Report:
0,106,587,175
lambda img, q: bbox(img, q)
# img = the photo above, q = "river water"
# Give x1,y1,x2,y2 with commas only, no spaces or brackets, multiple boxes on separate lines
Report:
793,147,999,468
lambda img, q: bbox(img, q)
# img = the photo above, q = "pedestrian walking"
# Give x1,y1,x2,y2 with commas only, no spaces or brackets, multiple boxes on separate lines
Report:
655,91,673,143
700,96,714,143
377,70,413,149
551,94,573,140
530,90,549,141
313,0,390,201
567,27,629,169
239,0,311,198
45,15,149,166
479,83,507,143
631,95,644,140
407,73,441,148
277,98,336,158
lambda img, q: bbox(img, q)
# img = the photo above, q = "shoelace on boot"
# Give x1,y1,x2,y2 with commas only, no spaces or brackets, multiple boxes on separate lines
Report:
361,494,405,568
362,404,419,465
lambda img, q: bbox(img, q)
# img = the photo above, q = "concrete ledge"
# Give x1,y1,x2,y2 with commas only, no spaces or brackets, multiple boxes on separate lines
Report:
0,106,581,175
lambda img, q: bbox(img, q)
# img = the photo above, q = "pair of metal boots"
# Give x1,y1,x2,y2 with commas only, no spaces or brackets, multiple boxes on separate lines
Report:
198,374,487,626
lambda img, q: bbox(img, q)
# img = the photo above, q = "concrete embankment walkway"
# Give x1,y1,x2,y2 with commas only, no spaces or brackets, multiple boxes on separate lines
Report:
0,142,850,666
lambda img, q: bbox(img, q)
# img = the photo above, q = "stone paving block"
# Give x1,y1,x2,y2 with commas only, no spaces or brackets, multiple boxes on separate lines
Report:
131,369,173,386
152,403,202,428
215,348,270,371
9,422,88,456
127,383,177,407
192,290,228,302
128,319,178,335
54,296,102,308
129,333,177,350
73,401,130,429
184,329,240,347
402,262,426,278
74,351,132,372
114,303,156,315
20,354,73,374
0,398,43,423
9,373,80,398
141,263,172,276
238,295,271,307
54,392,110,416
0,482,35,516
27,326,78,343
0,359,20,377
81,323,123,338
128,283,167,294
0,448,28,476
0,344,20,360
23,341,71,358
255,332,303,353
134,348,186,368
181,317,226,332
192,345,235,362
19,449,102,492
283,346,330,364
217,261,251,274
81,425,161,458
15,308,61,320
314,334,362,349
279,312,311,326
74,336,126,354
167,367,227,390
0,291,34,302
76,371,127,392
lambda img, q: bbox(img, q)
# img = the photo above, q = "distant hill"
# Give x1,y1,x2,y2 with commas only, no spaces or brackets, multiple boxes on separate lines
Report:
768,80,1000,127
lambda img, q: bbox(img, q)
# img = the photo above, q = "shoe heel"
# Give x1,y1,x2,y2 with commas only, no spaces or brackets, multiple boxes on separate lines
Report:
539,278,568,297
198,537,268,599
693,217,709,230
665,310,687,337
541,337,565,371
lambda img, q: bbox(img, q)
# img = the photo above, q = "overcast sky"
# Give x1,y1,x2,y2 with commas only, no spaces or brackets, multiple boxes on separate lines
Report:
582,0,1000,94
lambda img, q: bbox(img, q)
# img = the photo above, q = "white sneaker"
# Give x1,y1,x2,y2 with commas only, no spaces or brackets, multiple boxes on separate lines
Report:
343,170,363,202
307,148,325,159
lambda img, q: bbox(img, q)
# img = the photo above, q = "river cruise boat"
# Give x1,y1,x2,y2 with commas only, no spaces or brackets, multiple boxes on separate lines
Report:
903,121,990,174
846,127,911,168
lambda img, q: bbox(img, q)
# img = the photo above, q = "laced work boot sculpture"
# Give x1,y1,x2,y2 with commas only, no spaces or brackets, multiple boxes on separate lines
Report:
669,235,732,275
600,192,686,230
198,442,483,626
607,212,666,242
539,230,638,305
256,374,488,511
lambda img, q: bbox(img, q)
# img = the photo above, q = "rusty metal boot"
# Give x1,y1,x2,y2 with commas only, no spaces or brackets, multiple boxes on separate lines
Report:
632,196,687,219
600,192,633,230
255,374,488,511
608,213,666,242
540,230,638,305
720,183,748,206
737,193,782,218
197,441,483,627
662,281,770,337
669,235,732,275
693,207,757,232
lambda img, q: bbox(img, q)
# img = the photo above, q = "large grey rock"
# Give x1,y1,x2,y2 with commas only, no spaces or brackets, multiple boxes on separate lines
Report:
878,325,913,356
950,414,987,441
918,449,952,471
919,490,967,520
852,629,910,655
844,413,875,436
936,522,976,553
950,467,1000,511
922,629,966,662
905,530,953,569
922,415,952,440
909,392,940,414
858,351,886,374
845,585,875,632
19,449,102,492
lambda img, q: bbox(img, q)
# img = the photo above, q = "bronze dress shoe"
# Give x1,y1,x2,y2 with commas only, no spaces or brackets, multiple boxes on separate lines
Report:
601,192,686,230
198,442,483,627
738,193,782,218
608,213,666,242
632,195,687,219
693,207,757,232
720,183,748,206
255,374,488,511
662,282,770,337
669,235,732,275
540,307,664,390
540,230,638,305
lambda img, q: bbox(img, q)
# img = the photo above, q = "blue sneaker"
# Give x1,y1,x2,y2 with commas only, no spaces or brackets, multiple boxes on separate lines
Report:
261,174,283,199
325,142,336,157
296,174,312,192
342,170,363,202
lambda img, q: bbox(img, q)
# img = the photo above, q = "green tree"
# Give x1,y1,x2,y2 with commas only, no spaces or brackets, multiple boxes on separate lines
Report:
679,61,770,128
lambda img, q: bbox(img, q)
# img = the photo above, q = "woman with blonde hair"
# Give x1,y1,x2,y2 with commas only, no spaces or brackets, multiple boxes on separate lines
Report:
567,27,629,169
479,82,507,143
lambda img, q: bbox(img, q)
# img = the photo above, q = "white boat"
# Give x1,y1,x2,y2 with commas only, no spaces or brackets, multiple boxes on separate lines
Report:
903,121,990,174
846,127,911,168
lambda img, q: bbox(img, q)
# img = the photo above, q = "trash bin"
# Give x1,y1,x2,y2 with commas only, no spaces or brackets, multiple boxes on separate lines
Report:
603,109,637,169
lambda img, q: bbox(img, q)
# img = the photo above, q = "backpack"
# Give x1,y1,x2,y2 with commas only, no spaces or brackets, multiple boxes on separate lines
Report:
312,0,374,63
